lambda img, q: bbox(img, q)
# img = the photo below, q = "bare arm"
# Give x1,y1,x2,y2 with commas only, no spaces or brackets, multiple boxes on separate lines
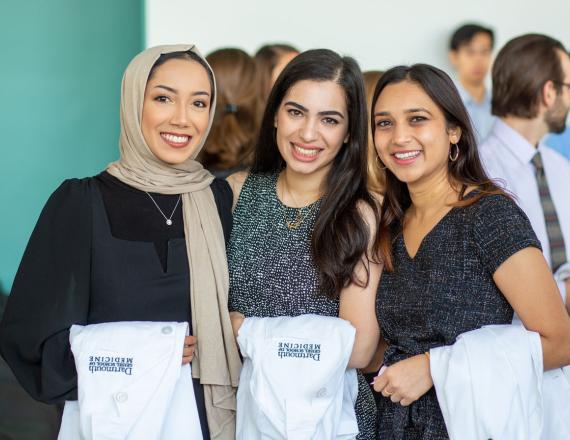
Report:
362,338,388,374
226,171,249,212
494,247,570,370
340,203,382,369
372,247,570,407
229,311,245,339
226,172,249,340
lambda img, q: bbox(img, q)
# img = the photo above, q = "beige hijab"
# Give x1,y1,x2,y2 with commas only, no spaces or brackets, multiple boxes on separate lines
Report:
107,44,241,439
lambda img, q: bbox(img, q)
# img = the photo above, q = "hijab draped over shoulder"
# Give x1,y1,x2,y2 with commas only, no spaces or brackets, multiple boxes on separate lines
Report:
107,44,241,439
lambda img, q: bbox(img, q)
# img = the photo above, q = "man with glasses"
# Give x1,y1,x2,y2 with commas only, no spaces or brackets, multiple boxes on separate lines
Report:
546,54,570,162
480,34,570,314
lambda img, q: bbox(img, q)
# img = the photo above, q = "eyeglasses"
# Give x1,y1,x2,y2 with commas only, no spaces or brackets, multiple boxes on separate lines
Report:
553,80,570,90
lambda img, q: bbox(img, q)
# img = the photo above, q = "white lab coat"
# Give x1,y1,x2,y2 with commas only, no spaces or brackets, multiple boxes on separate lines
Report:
430,324,570,440
58,321,203,440
236,314,359,440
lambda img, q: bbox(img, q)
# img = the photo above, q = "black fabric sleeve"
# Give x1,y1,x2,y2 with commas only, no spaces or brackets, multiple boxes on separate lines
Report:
211,178,233,245
0,179,93,404
471,194,542,274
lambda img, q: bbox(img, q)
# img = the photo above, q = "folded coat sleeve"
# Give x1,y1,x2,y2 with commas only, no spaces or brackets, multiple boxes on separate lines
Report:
0,178,92,404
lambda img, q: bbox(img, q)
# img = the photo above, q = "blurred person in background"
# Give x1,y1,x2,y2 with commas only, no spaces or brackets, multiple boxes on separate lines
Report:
449,23,496,143
364,70,385,195
546,124,570,160
255,43,299,102
545,48,570,162
200,48,263,178
480,34,570,315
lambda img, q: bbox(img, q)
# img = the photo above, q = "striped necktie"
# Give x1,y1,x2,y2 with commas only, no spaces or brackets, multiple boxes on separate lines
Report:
531,151,567,272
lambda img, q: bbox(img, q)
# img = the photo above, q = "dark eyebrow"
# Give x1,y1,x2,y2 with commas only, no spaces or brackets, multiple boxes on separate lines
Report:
155,85,177,93
319,110,345,119
154,85,210,97
284,101,345,119
374,111,391,117
405,107,432,115
374,107,432,117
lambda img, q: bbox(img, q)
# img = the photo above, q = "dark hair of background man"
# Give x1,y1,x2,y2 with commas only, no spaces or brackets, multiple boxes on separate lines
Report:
450,23,495,51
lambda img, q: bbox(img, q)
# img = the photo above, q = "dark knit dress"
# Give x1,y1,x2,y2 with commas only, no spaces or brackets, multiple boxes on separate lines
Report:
375,193,541,439
228,172,377,439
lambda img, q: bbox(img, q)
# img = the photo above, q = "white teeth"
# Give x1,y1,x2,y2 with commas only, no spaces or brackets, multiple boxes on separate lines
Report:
294,145,319,156
394,151,421,160
161,133,189,143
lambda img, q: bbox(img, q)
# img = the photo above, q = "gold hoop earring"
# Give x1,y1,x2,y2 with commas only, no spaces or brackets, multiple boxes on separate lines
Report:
449,143,459,162
375,155,387,170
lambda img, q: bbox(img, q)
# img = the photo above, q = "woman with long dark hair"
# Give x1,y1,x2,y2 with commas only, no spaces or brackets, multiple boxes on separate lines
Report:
226,49,382,439
370,64,570,438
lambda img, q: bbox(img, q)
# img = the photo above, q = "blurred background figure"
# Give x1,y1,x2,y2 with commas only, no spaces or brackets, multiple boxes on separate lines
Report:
255,43,299,102
546,47,570,161
480,34,570,313
363,70,385,195
199,48,263,177
449,23,496,143
546,125,570,160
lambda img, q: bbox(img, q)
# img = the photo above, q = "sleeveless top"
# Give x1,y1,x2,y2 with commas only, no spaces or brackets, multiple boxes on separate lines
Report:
228,172,376,439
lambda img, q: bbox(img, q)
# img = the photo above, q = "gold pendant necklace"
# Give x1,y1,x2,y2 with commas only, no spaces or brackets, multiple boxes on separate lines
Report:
279,175,320,230
285,209,308,230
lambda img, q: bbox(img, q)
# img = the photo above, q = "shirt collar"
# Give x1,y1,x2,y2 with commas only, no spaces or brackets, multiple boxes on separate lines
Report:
454,80,491,106
491,119,538,165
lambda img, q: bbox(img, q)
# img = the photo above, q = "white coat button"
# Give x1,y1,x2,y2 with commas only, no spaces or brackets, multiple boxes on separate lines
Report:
161,326,173,335
316,387,327,398
114,392,128,403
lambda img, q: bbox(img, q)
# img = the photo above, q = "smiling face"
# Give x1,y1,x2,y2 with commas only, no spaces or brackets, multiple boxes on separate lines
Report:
141,58,212,165
274,79,349,177
373,80,461,187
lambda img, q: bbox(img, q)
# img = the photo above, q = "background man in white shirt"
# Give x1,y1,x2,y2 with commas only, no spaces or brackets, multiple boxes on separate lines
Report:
449,23,496,143
480,34,570,313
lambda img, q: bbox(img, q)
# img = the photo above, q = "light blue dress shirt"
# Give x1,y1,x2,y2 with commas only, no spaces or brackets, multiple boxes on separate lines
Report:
454,81,496,145
546,127,570,161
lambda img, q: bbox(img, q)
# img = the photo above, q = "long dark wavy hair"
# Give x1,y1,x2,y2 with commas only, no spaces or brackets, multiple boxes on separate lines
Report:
371,64,504,270
252,49,381,299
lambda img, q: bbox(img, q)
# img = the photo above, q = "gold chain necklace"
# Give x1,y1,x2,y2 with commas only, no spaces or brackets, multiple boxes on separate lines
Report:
279,176,320,230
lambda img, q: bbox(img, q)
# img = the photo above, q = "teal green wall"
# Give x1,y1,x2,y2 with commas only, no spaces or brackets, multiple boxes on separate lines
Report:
0,1,144,293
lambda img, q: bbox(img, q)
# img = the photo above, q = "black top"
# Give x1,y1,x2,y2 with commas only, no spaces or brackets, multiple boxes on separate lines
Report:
0,172,232,438
375,193,541,439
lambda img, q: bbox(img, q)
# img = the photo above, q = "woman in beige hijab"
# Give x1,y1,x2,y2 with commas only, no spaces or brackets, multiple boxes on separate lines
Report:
0,45,241,439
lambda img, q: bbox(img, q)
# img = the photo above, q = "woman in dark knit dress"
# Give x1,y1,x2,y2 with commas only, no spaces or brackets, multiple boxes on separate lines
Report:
370,64,570,439
0,45,242,439
227,49,382,439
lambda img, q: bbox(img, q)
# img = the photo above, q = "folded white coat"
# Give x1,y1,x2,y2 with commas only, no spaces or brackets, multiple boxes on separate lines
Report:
430,324,570,440
236,314,359,440
58,321,203,440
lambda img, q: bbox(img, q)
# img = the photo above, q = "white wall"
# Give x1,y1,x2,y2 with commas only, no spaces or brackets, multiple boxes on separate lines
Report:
146,0,569,75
